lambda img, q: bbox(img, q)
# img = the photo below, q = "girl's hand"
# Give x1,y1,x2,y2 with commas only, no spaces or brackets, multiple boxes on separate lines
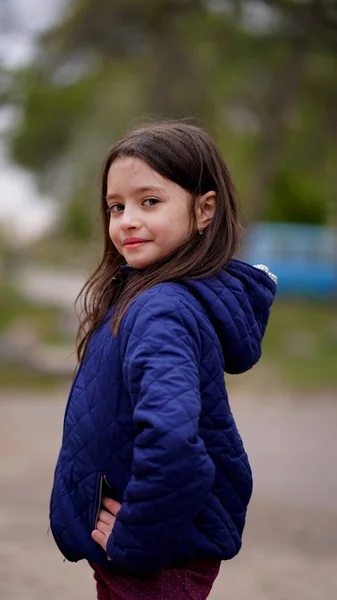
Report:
91,497,122,551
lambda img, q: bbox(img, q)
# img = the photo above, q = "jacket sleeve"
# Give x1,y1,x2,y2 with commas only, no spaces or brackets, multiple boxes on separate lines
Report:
106,291,215,569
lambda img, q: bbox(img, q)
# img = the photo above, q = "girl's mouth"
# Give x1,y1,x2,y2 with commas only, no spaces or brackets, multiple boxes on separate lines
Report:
124,241,148,249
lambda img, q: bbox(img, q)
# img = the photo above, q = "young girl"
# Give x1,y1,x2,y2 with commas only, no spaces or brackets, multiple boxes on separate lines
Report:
50,121,277,599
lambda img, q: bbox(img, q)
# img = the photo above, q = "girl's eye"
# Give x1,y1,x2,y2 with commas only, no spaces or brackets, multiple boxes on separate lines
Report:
143,198,160,207
107,203,124,213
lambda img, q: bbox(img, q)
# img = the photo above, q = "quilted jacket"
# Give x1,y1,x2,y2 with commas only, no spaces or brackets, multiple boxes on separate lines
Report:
49,259,276,570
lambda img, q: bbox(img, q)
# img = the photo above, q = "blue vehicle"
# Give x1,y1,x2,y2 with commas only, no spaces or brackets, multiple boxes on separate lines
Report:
241,223,337,298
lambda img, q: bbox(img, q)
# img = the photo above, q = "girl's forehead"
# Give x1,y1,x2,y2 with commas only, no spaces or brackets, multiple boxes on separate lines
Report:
108,156,160,180
107,156,174,195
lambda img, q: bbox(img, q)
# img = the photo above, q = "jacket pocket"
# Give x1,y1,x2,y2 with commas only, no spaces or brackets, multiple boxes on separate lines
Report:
92,475,114,530
92,475,104,530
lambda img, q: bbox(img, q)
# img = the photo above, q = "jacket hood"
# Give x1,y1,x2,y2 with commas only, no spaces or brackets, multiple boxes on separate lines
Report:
120,259,277,375
181,259,277,374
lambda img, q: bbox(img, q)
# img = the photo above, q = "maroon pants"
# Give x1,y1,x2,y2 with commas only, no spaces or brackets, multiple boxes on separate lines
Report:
91,558,221,600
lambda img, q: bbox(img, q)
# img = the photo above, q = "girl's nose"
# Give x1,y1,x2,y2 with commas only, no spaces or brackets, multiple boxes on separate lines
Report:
120,210,140,231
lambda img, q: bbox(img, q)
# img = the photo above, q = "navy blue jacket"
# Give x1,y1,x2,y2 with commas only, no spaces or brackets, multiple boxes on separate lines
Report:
50,259,276,570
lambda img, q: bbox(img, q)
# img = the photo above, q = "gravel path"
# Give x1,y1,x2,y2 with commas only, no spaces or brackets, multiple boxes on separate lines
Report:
1,389,336,600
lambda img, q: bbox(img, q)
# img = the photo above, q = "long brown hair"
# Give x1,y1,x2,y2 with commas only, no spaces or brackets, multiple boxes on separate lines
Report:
76,121,241,362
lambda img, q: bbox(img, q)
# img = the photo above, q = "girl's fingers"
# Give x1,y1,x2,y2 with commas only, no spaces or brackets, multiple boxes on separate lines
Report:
101,496,121,515
92,497,121,551
96,518,114,537
91,529,107,551
98,508,116,527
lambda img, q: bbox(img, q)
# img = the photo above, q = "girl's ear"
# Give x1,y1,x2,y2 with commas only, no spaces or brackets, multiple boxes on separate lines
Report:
196,191,216,232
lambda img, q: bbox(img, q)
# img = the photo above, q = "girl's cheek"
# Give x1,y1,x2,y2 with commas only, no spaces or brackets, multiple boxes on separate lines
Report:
108,222,116,236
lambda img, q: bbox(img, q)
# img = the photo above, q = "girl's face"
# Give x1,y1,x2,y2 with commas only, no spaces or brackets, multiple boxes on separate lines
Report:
106,157,194,269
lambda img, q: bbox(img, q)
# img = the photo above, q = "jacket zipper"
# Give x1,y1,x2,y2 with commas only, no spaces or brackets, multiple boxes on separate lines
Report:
94,475,104,529
103,474,112,488
93,475,113,527
102,475,113,562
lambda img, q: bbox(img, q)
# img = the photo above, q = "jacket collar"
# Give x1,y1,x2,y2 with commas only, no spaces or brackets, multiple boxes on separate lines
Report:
119,263,136,277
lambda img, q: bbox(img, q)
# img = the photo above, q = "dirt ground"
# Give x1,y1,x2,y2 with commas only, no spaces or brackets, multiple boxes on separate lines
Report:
1,388,337,600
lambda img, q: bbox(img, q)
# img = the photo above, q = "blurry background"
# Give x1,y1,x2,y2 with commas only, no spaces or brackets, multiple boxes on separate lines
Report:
0,1,336,599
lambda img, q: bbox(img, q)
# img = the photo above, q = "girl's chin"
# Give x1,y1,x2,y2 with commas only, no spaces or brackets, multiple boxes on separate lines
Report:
126,253,163,270
127,259,155,269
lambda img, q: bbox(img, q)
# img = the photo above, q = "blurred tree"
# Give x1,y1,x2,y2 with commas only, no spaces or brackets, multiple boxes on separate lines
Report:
0,0,336,246
238,0,337,224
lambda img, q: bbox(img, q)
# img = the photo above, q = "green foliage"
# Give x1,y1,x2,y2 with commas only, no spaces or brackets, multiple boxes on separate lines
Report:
0,280,63,340
227,298,337,392
60,193,95,243
2,0,337,241
267,170,327,224
2,1,336,393
10,72,94,173
261,299,337,390
0,363,71,391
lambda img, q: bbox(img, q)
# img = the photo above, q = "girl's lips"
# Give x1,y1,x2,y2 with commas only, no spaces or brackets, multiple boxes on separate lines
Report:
124,241,148,249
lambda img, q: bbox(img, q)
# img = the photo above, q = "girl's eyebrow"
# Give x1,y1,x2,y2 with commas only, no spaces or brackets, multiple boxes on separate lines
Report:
106,186,165,201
